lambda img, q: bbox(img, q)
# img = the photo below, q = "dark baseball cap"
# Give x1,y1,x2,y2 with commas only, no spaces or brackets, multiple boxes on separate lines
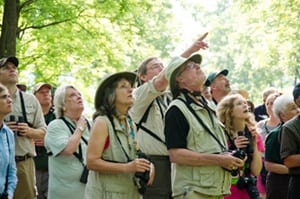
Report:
204,69,228,86
0,56,19,67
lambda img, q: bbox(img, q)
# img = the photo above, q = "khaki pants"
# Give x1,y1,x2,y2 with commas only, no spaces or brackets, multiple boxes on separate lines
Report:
14,158,36,199
174,191,224,199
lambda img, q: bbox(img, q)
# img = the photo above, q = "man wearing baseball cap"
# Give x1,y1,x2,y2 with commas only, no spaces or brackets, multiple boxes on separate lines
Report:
0,56,46,199
280,83,300,199
205,69,231,106
164,54,243,198
33,82,56,199
129,33,209,199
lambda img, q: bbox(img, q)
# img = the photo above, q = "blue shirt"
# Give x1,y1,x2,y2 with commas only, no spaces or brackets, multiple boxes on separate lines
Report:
0,123,17,198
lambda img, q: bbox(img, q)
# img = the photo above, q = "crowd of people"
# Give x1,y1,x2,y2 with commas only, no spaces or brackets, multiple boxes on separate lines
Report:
0,33,300,199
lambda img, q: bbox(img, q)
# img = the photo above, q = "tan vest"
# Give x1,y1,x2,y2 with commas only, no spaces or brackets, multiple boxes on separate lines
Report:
170,97,231,196
85,116,139,196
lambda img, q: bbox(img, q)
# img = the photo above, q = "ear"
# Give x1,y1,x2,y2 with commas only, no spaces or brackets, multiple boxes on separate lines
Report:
140,74,147,83
278,112,284,121
176,75,183,83
210,82,216,90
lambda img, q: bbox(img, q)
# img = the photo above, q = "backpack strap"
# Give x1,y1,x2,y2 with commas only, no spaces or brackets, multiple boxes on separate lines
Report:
177,96,227,153
135,99,166,145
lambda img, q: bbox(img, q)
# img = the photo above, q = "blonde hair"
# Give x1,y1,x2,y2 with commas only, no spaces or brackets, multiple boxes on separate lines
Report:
217,93,256,133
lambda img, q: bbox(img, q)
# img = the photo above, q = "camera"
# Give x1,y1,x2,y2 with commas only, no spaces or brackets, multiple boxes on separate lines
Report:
17,116,25,136
230,149,246,176
237,176,261,199
8,115,24,136
134,151,150,195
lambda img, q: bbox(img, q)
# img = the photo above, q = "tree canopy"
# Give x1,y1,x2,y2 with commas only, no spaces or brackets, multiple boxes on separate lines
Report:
0,0,299,108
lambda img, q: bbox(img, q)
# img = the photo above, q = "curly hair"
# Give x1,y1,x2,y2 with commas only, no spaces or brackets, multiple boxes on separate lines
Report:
217,93,255,134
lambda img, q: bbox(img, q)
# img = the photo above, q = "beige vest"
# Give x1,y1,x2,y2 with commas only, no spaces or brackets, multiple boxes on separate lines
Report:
170,96,231,196
85,116,139,197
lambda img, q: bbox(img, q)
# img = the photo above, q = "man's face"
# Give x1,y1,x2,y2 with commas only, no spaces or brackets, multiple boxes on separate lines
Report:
140,58,163,83
0,62,18,84
176,61,206,91
210,74,231,95
34,86,52,106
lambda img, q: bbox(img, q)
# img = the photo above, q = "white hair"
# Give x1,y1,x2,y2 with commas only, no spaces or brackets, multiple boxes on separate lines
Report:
53,84,74,118
272,94,293,119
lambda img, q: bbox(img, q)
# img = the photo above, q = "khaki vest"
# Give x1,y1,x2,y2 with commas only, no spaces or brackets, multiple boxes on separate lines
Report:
86,116,137,193
170,96,231,196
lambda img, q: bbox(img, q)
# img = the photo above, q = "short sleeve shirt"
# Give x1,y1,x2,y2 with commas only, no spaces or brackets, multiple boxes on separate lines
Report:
5,90,46,156
280,115,300,175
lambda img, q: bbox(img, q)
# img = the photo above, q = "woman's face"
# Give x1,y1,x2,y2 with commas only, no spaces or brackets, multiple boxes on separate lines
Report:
0,88,12,116
265,94,278,115
231,95,249,120
115,78,134,107
64,87,84,112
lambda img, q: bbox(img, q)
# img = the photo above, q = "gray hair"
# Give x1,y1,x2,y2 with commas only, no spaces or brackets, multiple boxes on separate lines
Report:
272,94,293,119
53,84,75,118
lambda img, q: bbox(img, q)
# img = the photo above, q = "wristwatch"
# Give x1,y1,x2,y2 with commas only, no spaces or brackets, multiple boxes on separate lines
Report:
77,126,85,132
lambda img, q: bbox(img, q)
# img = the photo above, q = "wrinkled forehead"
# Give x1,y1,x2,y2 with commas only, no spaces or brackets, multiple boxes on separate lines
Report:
211,74,227,85
147,58,163,67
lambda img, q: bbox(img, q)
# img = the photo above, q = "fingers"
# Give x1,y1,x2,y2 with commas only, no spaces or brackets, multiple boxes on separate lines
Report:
222,153,244,170
134,158,151,173
15,122,31,136
198,32,208,41
77,117,87,129
147,163,155,185
35,138,45,146
249,128,258,138
235,136,249,148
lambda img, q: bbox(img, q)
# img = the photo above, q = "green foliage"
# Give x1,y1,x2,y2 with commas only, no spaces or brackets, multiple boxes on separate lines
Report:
2,0,177,107
187,0,300,103
1,0,300,107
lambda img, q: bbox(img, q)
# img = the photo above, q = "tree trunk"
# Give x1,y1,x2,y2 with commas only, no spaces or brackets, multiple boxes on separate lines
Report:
0,0,17,57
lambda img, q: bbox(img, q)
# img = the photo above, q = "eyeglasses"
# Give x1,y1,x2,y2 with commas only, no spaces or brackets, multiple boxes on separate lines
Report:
148,63,163,71
186,62,198,69
178,62,199,75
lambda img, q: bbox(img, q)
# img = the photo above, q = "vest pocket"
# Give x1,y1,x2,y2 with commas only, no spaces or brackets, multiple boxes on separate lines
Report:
192,166,217,188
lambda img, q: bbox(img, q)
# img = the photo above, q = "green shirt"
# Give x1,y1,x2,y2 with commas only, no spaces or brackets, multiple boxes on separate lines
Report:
265,124,283,164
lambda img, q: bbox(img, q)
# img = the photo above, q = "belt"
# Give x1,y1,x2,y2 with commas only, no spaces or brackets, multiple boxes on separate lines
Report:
15,154,32,162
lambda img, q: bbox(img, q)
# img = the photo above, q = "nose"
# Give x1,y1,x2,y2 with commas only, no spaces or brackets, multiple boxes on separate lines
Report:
7,96,13,103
